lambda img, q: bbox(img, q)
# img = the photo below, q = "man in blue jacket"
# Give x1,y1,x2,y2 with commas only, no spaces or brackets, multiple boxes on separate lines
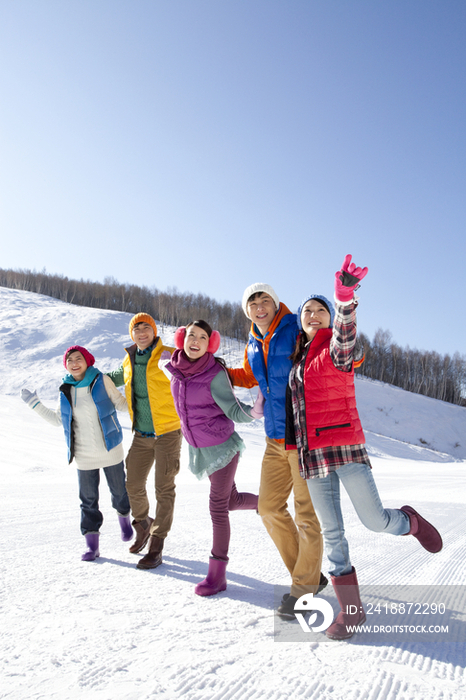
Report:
228,283,325,617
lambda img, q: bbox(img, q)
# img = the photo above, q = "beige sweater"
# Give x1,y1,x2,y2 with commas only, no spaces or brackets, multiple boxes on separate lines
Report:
34,375,128,470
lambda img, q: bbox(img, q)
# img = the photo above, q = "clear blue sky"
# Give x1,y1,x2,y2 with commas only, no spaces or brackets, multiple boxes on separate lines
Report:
1,1,465,356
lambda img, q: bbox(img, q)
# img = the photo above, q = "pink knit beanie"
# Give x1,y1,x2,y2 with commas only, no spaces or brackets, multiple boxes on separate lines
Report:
63,345,96,368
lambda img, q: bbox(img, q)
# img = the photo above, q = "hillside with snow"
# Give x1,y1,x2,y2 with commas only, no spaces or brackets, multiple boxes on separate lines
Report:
1,286,465,700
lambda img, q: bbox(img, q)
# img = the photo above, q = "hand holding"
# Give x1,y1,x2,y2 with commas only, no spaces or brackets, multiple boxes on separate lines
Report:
250,387,265,419
21,388,39,409
334,254,368,302
158,350,172,372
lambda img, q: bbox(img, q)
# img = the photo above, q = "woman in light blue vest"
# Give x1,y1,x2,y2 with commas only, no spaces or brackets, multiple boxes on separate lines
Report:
21,345,133,561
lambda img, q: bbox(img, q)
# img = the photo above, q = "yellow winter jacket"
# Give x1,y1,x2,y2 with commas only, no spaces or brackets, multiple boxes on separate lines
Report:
123,339,181,435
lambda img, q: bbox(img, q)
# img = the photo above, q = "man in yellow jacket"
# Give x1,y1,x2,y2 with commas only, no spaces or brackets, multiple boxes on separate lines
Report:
108,313,181,570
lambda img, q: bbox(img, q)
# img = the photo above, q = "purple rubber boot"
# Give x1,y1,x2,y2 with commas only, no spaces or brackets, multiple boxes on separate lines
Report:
118,515,134,542
82,533,100,562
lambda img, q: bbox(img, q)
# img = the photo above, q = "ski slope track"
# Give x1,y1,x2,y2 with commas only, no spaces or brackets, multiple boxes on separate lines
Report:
0,286,465,700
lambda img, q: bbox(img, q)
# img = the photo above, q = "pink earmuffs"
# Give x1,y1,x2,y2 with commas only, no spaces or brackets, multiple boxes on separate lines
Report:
174,326,221,354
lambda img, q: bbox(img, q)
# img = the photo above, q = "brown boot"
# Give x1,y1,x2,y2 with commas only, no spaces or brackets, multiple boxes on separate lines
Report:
400,505,443,553
129,517,154,554
137,535,164,570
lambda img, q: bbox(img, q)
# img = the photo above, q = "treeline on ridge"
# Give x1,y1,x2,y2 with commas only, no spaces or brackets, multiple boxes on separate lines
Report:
1,267,465,407
355,329,466,407
0,267,249,341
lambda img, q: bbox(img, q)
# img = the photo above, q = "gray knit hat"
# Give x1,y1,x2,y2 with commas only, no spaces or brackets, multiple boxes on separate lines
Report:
241,283,280,319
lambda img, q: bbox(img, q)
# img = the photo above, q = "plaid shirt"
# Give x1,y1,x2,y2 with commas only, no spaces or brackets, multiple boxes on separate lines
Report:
289,300,371,479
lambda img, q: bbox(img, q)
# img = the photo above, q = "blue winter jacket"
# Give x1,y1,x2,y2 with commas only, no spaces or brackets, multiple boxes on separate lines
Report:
59,373,123,464
247,311,299,440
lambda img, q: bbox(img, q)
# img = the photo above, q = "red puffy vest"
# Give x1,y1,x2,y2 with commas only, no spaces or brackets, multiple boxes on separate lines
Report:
303,328,365,450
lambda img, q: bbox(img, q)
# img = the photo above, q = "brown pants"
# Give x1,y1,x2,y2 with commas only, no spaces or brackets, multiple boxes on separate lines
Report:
125,430,182,539
258,437,323,597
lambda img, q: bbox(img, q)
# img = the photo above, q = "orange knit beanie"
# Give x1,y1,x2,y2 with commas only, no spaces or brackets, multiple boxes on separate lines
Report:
129,313,158,340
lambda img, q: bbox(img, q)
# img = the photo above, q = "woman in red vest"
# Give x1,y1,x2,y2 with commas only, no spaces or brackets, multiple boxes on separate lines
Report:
286,255,443,640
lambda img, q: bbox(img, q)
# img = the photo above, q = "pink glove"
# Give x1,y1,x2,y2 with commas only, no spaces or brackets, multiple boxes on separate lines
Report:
334,254,368,302
250,387,265,419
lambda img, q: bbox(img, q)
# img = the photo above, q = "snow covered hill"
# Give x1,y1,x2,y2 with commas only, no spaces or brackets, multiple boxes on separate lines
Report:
1,285,465,700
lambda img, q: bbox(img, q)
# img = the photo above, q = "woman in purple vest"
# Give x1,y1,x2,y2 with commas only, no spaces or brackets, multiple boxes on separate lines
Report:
161,320,263,596
286,255,443,640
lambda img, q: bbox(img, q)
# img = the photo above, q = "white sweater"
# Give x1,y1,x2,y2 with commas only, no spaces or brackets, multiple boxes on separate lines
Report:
34,375,128,470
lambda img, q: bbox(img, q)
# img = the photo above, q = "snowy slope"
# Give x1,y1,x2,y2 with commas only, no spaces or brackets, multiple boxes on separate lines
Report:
356,377,466,461
1,286,465,700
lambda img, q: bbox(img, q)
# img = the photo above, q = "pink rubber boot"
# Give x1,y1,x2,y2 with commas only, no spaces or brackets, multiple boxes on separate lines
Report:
195,557,227,596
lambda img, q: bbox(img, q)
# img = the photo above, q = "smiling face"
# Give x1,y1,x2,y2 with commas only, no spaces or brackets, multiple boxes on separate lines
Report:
132,322,155,350
184,324,210,362
300,299,331,341
247,292,277,335
65,351,88,381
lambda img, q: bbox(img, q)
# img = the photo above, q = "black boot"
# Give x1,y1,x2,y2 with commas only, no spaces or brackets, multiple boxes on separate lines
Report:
277,573,329,619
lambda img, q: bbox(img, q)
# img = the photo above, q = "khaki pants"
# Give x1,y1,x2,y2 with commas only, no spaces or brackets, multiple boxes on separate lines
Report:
258,437,323,597
125,430,182,539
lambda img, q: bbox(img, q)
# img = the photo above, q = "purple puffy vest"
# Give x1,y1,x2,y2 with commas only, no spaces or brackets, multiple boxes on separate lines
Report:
169,355,234,448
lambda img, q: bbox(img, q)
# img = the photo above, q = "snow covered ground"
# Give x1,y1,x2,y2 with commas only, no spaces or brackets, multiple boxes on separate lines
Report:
1,286,465,700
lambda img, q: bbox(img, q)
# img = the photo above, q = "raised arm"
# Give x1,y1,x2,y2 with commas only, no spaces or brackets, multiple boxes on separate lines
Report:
21,388,63,427
331,254,368,371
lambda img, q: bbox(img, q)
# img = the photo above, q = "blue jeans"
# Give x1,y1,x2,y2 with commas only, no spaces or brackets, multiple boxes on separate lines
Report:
77,462,131,535
306,462,410,577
